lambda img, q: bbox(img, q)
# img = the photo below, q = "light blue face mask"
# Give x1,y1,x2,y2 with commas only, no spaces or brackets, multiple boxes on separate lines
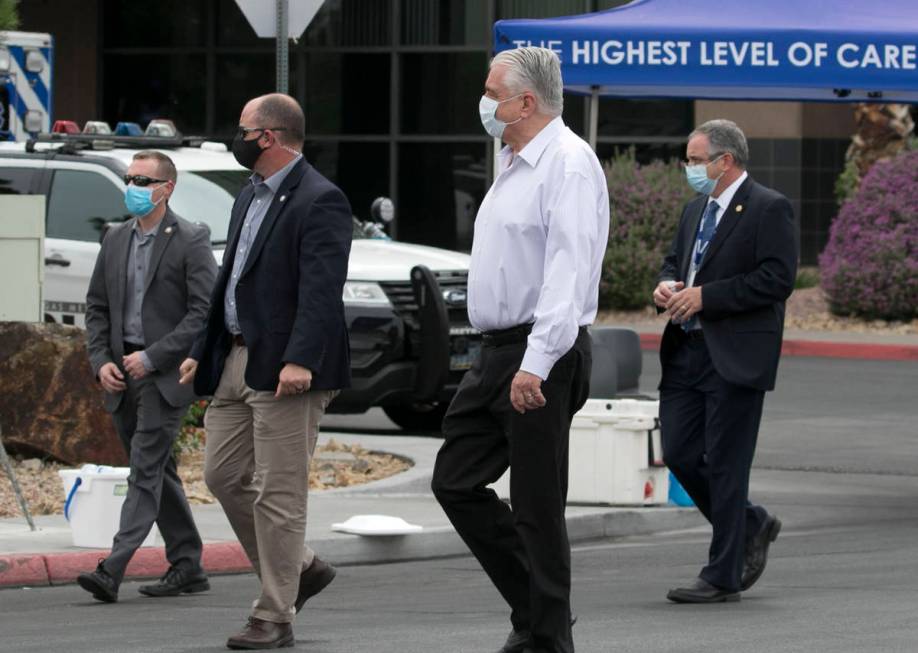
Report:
684,154,725,195
479,93,523,139
124,185,163,217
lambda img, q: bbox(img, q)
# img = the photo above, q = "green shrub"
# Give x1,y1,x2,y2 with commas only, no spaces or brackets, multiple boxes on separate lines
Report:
794,266,820,290
173,399,208,460
599,149,695,310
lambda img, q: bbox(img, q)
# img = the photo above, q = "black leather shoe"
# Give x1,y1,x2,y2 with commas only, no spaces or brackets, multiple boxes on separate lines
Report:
667,577,740,603
496,628,531,653
76,559,119,603
294,556,337,613
226,617,294,650
741,514,782,591
138,565,210,597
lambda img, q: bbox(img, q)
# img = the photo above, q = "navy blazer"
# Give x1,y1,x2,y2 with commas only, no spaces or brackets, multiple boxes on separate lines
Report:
658,177,798,391
191,158,353,394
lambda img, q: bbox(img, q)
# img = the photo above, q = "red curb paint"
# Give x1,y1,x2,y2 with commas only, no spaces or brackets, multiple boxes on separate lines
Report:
202,542,253,574
0,554,50,587
45,550,116,584
781,340,918,361
0,542,254,589
638,332,918,362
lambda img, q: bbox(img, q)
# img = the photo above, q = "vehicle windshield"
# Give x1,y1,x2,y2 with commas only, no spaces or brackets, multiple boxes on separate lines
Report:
169,170,251,243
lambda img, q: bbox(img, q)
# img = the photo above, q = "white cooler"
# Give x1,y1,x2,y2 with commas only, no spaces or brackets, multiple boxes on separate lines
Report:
490,398,668,506
59,465,159,548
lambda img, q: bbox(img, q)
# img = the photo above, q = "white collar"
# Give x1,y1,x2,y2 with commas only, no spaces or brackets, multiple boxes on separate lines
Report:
709,170,748,212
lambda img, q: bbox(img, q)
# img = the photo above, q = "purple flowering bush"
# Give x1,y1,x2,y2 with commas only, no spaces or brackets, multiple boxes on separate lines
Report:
600,149,695,309
819,150,918,320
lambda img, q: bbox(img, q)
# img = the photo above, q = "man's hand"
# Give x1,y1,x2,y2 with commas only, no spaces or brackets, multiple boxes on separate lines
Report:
179,358,198,385
99,362,127,393
510,370,546,414
666,286,703,323
276,363,312,398
653,280,684,308
122,352,149,380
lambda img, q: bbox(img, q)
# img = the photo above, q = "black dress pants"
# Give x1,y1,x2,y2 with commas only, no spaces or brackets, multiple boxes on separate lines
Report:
432,329,591,653
105,375,204,583
659,336,768,591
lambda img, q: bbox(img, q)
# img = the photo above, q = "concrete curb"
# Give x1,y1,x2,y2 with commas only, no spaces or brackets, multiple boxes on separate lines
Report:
638,332,918,361
0,507,703,589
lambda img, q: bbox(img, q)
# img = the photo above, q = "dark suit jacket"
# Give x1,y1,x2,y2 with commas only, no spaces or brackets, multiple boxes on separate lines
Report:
86,208,218,411
658,177,798,391
191,158,353,394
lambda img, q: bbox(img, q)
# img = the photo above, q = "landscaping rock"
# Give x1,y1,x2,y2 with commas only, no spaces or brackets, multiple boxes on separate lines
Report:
0,322,125,465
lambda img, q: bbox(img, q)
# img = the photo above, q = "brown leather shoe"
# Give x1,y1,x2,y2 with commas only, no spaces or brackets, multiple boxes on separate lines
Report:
226,617,294,650
294,557,337,613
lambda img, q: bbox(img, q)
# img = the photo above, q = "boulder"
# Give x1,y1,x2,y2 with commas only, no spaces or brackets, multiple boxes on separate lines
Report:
0,322,126,465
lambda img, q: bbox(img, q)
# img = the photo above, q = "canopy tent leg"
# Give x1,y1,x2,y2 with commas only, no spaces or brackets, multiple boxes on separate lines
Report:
588,86,599,152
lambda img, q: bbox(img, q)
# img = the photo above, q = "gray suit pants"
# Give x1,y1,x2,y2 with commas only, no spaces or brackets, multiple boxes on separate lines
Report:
105,375,204,583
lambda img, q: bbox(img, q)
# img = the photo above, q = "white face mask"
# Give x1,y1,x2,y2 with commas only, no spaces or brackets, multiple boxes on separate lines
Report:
479,93,523,139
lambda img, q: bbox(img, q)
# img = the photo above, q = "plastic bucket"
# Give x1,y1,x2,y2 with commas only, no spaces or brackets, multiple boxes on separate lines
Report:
58,465,158,548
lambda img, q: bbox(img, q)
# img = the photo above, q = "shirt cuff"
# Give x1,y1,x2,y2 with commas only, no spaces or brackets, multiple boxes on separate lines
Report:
140,351,155,372
520,347,557,381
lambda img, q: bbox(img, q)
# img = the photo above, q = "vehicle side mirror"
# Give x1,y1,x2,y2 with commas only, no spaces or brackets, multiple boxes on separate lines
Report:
370,197,395,224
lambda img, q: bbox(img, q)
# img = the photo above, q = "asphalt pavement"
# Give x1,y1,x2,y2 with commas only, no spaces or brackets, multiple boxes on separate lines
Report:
0,340,916,651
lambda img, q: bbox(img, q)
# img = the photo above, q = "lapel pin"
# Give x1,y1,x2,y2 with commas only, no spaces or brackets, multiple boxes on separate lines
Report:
280,195,287,202
165,226,173,234
735,204,743,213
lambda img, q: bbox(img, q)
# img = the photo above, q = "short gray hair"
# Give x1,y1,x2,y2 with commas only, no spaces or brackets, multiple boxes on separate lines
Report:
690,119,749,167
491,47,563,117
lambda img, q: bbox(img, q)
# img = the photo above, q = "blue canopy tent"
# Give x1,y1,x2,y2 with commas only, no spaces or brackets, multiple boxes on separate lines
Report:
494,0,918,147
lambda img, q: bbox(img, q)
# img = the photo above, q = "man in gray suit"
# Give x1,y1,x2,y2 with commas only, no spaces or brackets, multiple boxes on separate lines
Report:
80,150,217,602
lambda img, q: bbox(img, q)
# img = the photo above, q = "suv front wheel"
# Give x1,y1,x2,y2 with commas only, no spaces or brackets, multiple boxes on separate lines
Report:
382,402,449,433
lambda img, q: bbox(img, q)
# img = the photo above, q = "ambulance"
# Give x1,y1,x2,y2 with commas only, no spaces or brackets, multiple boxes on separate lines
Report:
0,31,53,141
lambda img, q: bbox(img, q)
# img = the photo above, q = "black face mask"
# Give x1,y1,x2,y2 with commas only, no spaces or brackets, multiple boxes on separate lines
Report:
231,133,265,170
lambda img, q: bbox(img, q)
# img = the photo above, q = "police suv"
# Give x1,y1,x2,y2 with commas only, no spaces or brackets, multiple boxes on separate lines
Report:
0,120,480,430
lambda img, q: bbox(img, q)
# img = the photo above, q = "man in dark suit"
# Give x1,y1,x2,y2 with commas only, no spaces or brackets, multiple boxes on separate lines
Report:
653,119,797,603
81,150,217,602
179,93,352,650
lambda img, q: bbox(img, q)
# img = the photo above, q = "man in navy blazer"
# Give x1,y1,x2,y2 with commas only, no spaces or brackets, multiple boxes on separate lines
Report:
180,94,352,650
653,119,797,604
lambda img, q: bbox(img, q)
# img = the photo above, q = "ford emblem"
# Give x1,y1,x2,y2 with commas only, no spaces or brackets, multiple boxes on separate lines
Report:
443,289,467,306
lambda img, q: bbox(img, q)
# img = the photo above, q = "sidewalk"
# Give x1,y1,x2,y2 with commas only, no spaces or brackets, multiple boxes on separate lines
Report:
0,433,703,589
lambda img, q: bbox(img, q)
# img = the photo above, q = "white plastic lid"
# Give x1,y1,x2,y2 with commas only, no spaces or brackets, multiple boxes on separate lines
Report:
331,514,423,536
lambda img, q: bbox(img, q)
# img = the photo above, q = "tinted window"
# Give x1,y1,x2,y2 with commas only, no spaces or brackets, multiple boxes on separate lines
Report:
0,168,37,195
47,170,130,242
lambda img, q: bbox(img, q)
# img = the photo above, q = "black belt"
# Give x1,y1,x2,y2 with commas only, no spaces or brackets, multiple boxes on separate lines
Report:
123,341,144,354
232,333,246,347
683,329,705,341
481,324,588,347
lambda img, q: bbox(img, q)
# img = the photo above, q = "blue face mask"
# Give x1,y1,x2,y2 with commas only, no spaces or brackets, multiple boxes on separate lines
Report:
684,155,725,195
124,185,163,217
479,93,523,140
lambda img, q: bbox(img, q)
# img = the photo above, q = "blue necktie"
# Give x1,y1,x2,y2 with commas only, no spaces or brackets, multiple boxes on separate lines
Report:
682,201,719,331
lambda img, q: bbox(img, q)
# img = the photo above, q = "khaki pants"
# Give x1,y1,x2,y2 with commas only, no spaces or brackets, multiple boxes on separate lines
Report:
203,344,336,623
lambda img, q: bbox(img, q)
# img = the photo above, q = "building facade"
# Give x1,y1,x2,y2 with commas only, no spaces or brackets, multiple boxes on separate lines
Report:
21,0,855,262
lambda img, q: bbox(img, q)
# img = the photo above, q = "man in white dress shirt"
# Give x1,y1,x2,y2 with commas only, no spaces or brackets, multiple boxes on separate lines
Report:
431,47,609,653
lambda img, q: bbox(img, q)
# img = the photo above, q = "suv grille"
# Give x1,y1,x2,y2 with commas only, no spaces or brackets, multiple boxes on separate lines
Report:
379,270,469,330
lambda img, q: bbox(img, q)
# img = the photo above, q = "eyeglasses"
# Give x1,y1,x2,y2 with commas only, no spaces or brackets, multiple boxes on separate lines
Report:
123,174,168,187
236,126,288,138
682,153,726,167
